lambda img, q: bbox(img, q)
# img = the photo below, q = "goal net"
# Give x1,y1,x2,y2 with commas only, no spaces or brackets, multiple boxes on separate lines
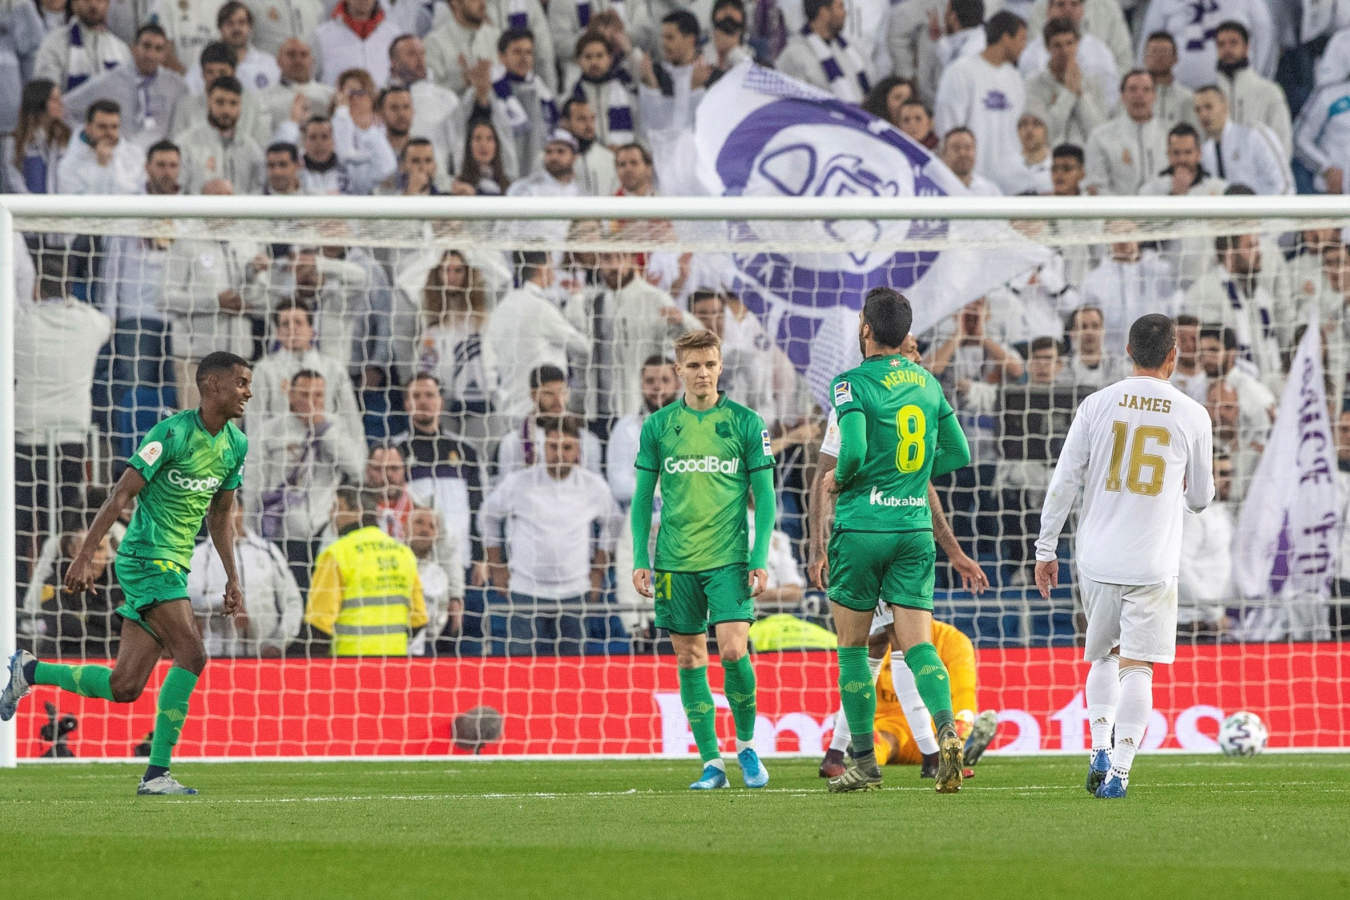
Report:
2,196,1346,761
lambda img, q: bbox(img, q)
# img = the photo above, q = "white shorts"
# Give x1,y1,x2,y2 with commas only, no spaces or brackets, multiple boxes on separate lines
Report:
870,602,892,636
1080,575,1179,664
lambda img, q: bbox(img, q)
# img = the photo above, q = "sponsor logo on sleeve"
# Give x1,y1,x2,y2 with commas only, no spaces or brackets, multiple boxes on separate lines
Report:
761,429,773,456
137,441,163,465
833,381,852,406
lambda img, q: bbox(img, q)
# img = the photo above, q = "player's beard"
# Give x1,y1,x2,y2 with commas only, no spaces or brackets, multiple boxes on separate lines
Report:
857,327,867,359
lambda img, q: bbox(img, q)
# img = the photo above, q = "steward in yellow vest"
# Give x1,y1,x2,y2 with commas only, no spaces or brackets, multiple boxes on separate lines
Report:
304,487,428,656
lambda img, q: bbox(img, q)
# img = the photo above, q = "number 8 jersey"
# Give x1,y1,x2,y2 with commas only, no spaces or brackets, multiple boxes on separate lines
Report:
1035,375,1215,585
829,355,965,533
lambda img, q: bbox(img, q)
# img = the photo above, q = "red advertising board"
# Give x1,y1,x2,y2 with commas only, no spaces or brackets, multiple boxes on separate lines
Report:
15,643,1348,758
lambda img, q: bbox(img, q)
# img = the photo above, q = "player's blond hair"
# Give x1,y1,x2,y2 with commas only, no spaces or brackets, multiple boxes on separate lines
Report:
673,329,722,361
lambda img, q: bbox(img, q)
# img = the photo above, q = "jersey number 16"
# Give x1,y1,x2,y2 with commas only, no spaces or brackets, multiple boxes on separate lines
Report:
1104,421,1170,496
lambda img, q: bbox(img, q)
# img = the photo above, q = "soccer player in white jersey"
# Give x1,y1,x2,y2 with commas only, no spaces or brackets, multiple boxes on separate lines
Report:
1034,314,1214,799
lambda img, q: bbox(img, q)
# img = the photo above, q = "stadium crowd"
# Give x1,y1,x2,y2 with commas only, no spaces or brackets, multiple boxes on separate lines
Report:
5,0,1350,658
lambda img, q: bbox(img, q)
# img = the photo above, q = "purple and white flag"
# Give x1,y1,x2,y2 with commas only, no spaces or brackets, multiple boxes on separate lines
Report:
1234,313,1343,602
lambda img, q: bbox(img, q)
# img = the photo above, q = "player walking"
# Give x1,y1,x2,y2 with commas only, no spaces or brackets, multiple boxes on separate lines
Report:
824,288,971,793
1035,314,1214,799
631,329,776,790
1,352,253,795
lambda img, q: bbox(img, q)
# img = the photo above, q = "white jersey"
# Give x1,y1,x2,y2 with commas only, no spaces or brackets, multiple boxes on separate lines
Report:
820,408,841,457
934,54,1026,195
1136,0,1276,88
1036,375,1214,585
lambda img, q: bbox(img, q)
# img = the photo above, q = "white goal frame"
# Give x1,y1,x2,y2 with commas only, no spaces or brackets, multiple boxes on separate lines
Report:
2,193,1345,767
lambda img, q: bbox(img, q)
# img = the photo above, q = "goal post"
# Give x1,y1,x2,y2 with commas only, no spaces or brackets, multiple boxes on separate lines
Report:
1,194,1346,764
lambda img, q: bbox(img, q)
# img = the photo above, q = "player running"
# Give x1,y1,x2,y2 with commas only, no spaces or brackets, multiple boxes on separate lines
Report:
808,334,995,779
1,352,253,796
631,329,776,790
1035,314,1214,799
824,288,971,793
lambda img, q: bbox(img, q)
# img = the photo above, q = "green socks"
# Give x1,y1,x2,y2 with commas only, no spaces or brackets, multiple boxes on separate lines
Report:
34,662,114,700
721,656,758,744
149,667,199,768
836,646,876,756
678,666,721,763
904,642,955,733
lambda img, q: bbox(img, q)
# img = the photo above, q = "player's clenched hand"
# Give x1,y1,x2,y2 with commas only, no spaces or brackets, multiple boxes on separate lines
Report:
223,578,245,616
807,552,828,591
952,553,989,595
63,553,96,594
1034,559,1058,601
748,568,769,597
633,568,654,599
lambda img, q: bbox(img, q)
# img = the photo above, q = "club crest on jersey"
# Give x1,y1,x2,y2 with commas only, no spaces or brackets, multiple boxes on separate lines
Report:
137,441,163,465
833,381,852,406
716,422,733,438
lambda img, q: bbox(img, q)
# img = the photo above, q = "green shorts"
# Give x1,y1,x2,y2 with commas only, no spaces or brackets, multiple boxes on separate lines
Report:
114,554,190,637
653,563,753,635
826,529,936,613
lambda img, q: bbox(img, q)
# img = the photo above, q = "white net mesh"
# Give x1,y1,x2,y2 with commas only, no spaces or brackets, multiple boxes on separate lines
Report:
5,203,1348,759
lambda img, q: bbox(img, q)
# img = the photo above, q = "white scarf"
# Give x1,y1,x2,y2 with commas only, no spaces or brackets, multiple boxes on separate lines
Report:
571,71,636,146
805,29,869,104
65,23,124,92
491,63,557,133
503,0,531,31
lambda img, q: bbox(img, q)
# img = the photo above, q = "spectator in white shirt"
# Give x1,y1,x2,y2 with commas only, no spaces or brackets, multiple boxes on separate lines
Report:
1139,122,1228,284
0,78,69,194
189,501,303,657
1081,225,1179,354
635,10,709,137
503,129,581,233
1177,451,1234,638
62,22,187,150
32,0,131,93
1017,0,1117,91
1293,77,1350,195
177,75,266,194
186,1,282,95
566,29,639,150
1169,313,1208,404
484,251,591,417
776,0,873,105
479,415,621,655
55,97,142,193
450,116,512,194
614,141,656,196
155,0,219,77
495,363,604,480
406,505,467,655
314,0,401,86
559,97,617,195
263,140,302,194
1198,323,1274,502
917,0,985,103
244,0,326,56
458,27,556,179
1212,19,1292,159
934,10,1028,194
425,0,501,96
387,33,461,166
1024,17,1109,147
1136,0,1275,89
1194,84,1291,196
1062,303,1123,388
1025,0,1130,72
1011,108,1052,193
487,0,557,93
1083,69,1165,195
0,0,43,139
941,126,1001,195
1141,29,1197,132
167,41,272,148
257,37,335,129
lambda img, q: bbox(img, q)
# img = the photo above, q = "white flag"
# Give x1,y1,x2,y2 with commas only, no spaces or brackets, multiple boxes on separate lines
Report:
1234,314,1343,601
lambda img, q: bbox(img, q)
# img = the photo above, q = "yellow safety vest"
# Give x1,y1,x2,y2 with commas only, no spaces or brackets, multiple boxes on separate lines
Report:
315,526,425,657
747,614,839,651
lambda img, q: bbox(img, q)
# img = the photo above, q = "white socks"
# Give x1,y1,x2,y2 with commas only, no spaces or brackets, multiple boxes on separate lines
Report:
1085,654,1120,751
830,654,887,750
891,650,939,755
1111,665,1154,780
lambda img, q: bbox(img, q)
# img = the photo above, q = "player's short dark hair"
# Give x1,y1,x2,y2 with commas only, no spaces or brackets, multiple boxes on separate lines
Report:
290,368,324,384
1052,143,1084,164
688,289,722,310
377,84,411,109
218,0,251,27
1215,19,1249,45
1200,323,1238,351
1030,335,1060,355
952,0,984,30
514,250,549,283
1145,30,1176,50
984,10,1025,45
1120,68,1152,93
207,75,243,97
200,41,237,69
537,414,583,439
530,364,567,389
862,287,912,349
196,351,252,388
146,139,179,160
273,296,313,324
674,329,722,360
1167,122,1200,145
135,22,167,41
642,354,676,369
87,98,120,122
575,29,612,59
1175,313,1200,327
498,28,534,55
1128,314,1176,369
1042,16,1077,44
266,141,299,161
662,9,700,38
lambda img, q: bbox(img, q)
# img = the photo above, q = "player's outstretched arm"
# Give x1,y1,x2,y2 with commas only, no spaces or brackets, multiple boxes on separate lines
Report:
630,467,658,598
64,467,146,594
807,453,838,590
207,489,245,616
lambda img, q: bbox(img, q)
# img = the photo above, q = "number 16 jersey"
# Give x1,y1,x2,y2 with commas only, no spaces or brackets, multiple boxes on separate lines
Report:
829,355,958,533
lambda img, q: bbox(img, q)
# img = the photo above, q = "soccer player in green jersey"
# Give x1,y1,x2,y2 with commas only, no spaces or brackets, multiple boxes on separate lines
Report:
1,352,253,795
631,329,777,790
824,288,972,794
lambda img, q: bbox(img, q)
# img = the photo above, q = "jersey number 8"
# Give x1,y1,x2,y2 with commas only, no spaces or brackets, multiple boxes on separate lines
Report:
1105,422,1170,496
895,404,927,473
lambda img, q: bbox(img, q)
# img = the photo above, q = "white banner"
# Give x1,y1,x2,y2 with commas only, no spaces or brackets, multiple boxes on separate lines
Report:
1234,314,1343,602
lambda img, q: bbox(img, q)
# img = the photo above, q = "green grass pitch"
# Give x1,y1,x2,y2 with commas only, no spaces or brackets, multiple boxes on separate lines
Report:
3,755,1348,898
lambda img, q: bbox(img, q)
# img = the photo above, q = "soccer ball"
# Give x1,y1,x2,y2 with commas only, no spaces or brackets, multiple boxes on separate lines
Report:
1218,711,1269,756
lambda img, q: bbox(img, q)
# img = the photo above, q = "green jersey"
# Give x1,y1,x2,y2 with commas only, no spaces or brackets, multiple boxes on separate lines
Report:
829,355,958,533
119,409,248,568
635,394,775,571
